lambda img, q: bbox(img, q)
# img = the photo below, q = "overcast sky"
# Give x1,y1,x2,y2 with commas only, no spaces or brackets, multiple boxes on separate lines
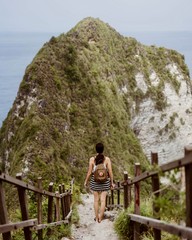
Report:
1,0,192,34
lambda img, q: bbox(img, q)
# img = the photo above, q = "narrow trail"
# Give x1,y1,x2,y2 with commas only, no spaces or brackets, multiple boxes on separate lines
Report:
71,193,119,240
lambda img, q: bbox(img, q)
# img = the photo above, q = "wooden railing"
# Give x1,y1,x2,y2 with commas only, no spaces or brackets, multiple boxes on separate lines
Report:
106,146,192,240
0,171,74,240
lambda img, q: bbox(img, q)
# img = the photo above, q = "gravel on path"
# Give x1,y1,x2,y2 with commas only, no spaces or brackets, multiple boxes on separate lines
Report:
70,193,119,240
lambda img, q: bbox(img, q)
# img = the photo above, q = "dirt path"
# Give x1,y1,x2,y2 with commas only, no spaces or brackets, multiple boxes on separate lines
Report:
71,193,119,240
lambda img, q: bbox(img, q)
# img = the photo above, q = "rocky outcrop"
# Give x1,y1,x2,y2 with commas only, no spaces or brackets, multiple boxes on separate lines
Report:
130,63,192,164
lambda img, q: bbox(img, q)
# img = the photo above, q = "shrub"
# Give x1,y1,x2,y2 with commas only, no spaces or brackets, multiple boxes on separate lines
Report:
114,200,152,239
114,209,133,239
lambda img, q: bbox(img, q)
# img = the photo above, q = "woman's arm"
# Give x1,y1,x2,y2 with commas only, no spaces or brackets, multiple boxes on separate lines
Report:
84,157,94,187
106,157,115,188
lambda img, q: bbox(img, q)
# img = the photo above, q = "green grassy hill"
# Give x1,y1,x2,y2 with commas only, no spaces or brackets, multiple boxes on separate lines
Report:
0,17,190,186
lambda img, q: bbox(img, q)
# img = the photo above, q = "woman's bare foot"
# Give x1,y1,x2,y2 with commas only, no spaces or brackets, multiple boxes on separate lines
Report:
98,214,102,223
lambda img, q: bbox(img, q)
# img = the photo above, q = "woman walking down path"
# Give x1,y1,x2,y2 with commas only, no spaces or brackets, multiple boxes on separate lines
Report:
84,143,115,223
71,194,119,240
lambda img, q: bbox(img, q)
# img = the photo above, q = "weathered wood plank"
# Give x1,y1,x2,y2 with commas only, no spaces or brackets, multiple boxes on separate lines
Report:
134,163,141,240
111,189,114,209
185,148,192,229
62,184,67,218
104,204,123,208
130,150,192,185
129,214,192,239
16,173,32,240
134,163,140,215
117,181,120,205
151,152,161,240
123,171,128,209
160,150,192,172
0,173,60,198
47,182,54,236
0,179,11,240
32,211,72,231
130,170,157,185
55,191,60,221
66,192,70,216
0,181,9,224
37,177,43,240
0,171,74,239
59,184,65,220
32,220,68,230
0,219,37,234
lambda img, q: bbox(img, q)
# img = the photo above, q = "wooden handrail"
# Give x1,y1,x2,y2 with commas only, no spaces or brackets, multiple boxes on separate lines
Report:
32,220,68,231
129,150,192,185
106,146,192,240
129,214,192,239
0,172,60,198
129,146,192,240
0,172,74,240
0,219,37,234
160,150,192,172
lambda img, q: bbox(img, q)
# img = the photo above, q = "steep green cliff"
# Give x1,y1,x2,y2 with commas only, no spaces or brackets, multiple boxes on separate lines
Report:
0,18,190,185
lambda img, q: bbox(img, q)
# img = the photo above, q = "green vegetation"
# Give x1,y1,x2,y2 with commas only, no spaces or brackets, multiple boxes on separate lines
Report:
0,17,190,240
114,168,184,240
0,16,190,188
114,200,152,239
3,182,81,240
10,224,71,240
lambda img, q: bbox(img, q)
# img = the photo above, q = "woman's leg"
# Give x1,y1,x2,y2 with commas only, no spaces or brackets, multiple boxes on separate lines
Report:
98,191,107,222
93,191,100,221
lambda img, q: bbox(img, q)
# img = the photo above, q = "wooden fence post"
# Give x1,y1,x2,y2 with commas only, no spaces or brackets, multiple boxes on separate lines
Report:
134,163,140,240
117,181,120,207
64,190,68,217
62,184,67,218
184,146,192,230
123,171,128,209
111,188,114,208
37,177,43,240
0,176,11,240
59,185,65,220
134,163,140,215
107,194,111,211
55,191,60,221
67,189,71,215
16,173,32,240
106,194,108,210
128,176,132,205
70,179,73,203
47,182,53,236
151,152,161,240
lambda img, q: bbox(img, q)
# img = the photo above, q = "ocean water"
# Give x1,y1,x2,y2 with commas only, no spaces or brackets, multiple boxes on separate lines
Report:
0,32,59,127
0,31,192,127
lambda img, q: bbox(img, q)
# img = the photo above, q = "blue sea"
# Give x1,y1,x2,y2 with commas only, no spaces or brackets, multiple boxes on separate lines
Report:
0,31,192,127
0,32,59,127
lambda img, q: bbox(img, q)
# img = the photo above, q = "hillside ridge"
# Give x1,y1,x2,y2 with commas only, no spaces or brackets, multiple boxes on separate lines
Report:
0,17,191,184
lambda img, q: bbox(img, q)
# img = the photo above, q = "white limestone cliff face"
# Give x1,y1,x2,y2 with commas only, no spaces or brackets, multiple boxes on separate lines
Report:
130,64,192,164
